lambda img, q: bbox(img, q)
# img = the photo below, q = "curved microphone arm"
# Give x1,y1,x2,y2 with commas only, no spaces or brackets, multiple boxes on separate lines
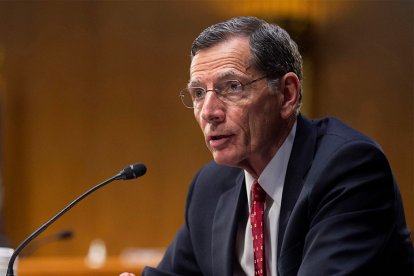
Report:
7,163,146,276
21,229,74,257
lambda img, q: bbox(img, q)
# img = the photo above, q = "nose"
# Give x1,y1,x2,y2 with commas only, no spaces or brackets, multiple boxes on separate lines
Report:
200,90,225,124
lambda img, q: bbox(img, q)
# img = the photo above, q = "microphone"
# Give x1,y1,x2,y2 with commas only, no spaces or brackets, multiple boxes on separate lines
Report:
21,229,74,257
116,164,147,180
6,163,147,276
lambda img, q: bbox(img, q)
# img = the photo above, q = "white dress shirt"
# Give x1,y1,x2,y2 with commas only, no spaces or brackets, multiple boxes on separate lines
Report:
234,122,296,276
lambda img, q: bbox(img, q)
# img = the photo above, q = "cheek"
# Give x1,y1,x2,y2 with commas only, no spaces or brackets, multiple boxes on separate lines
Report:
248,102,277,143
194,110,203,128
229,110,255,149
247,116,262,146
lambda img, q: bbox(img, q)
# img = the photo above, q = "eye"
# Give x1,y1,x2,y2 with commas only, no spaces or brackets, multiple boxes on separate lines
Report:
224,80,243,94
189,87,205,99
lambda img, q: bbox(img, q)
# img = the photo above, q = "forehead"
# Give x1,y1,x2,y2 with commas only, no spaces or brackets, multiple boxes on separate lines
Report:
189,37,253,84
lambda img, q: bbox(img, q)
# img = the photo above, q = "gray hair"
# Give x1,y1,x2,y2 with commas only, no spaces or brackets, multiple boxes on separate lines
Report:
191,16,303,111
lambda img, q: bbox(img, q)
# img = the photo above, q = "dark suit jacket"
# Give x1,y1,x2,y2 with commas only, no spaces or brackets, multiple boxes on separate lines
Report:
143,116,413,276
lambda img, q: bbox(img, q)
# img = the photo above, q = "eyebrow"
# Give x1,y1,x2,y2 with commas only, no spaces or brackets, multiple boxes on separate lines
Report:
216,70,242,80
187,70,244,87
187,79,203,87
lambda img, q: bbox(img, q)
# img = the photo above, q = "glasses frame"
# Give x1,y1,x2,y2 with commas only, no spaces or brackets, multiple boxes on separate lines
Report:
179,75,268,109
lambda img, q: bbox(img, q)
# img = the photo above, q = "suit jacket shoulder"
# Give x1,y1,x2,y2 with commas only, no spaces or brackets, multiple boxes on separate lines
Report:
153,161,246,276
278,115,413,276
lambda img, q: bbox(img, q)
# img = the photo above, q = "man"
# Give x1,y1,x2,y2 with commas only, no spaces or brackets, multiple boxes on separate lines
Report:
122,16,413,276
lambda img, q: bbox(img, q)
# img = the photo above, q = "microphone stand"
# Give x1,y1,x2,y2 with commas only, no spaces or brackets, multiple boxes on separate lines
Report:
6,173,123,276
20,229,74,257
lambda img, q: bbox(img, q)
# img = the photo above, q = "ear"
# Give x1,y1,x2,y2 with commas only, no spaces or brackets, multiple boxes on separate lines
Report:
279,72,300,119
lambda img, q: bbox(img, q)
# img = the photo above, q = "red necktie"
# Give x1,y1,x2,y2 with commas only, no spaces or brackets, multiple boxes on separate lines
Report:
250,180,267,276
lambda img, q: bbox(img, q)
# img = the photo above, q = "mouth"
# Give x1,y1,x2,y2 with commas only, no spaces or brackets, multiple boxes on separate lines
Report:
207,134,233,149
208,133,232,141
210,135,228,141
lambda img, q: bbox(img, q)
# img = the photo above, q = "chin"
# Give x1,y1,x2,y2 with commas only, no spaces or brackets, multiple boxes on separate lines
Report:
212,152,241,168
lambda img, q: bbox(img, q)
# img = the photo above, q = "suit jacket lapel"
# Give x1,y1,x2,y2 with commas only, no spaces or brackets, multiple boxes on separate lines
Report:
278,115,317,256
212,171,246,276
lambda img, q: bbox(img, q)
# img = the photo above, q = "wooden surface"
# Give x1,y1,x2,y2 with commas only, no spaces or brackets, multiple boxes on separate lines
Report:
17,254,162,276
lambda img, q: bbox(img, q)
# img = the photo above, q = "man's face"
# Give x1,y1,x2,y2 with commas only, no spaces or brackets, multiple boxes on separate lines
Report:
189,37,286,173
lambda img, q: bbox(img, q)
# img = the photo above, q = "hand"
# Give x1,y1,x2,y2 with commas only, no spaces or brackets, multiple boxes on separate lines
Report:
119,273,136,276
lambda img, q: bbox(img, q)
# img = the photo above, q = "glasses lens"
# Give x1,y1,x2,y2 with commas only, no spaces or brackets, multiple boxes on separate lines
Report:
179,89,194,108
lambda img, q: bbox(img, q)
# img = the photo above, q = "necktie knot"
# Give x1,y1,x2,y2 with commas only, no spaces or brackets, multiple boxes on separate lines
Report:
252,181,266,203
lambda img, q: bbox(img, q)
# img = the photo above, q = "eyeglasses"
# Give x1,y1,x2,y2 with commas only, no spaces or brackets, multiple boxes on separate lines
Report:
179,76,267,109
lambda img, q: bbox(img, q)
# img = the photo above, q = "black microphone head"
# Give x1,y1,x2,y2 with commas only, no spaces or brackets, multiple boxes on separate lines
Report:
119,163,147,180
58,229,74,240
